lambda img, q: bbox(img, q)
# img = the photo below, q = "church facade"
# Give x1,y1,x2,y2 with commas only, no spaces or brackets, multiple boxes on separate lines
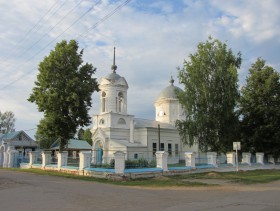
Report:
91,48,198,164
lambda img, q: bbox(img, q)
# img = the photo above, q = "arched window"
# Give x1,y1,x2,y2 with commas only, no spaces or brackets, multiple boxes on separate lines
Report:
102,92,106,112
99,119,105,125
117,118,126,125
118,92,123,112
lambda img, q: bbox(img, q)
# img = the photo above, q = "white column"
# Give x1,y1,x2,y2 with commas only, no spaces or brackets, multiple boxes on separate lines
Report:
207,152,217,167
184,152,196,168
155,151,168,171
8,150,19,168
226,152,236,165
57,151,68,169
256,152,264,165
114,151,126,174
29,151,38,166
129,119,134,143
3,151,9,168
241,152,251,165
42,151,52,167
79,151,92,170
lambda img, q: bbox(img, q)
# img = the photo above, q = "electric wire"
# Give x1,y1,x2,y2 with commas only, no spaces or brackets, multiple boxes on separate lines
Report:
0,0,132,91
0,0,67,69
3,0,84,72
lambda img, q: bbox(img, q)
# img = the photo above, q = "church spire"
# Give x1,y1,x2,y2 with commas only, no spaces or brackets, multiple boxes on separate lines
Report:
111,46,117,73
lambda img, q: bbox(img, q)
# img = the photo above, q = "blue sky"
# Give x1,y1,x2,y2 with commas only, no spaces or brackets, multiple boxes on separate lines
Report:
0,0,279,139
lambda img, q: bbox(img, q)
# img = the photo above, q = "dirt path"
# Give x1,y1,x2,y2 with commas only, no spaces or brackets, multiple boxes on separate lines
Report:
0,169,280,211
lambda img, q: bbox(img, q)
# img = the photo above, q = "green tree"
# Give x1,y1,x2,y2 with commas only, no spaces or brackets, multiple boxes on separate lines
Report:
82,128,92,145
77,128,85,140
0,111,16,133
176,37,241,153
34,133,55,149
239,58,280,158
28,40,99,152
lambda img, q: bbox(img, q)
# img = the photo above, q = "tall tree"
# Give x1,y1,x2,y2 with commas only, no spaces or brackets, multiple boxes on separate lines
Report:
77,128,85,140
28,40,99,152
34,132,55,149
0,111,16,133
239,58,280,158
82,128,92,145
176,37,241,153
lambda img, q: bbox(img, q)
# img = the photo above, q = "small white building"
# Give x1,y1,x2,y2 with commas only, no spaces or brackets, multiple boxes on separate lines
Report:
0,130,37,157
91,48,198,164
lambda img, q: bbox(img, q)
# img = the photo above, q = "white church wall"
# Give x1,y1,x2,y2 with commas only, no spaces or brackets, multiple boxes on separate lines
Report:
109,128,130,141
133,128,148,146
126,147,149,160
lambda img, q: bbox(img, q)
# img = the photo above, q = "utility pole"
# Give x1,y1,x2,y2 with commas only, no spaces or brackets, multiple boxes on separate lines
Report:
158,124,161,151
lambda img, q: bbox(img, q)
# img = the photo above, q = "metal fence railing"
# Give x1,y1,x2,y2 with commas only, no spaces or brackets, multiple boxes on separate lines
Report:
34,157,42,165
17,156,29,167
51,156,58,165
67,156,80,167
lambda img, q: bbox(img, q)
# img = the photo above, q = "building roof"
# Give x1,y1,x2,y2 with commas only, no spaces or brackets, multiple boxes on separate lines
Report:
110,139,146,148
156,77,182,101
50,139,92,150
0,131,22,140
0,130,35,143
134,118,176,129
105,72,122,81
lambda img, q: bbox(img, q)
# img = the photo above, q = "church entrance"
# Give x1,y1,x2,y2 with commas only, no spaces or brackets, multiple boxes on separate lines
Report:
94,141,103,165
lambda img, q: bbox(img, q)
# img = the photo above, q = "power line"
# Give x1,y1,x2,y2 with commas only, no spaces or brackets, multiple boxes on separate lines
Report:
1,0,84,75
0,0,131,91
0,1,67,68
77,0,132,39
23,128,37,132
18,0,85,58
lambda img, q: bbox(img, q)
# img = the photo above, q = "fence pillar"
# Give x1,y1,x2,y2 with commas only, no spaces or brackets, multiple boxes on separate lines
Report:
79,151,91,171
29,151,38,166
8,149,19,168
3,151,9,168
57,151,68,169
207,152,217,167
114,151,125,174
256,152,264,165
184,152,196,168
241,152,251,165
42,151,52,168
155,151,168,171
226,152,236,165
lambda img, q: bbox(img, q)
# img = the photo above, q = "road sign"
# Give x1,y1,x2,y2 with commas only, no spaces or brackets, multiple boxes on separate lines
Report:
233,142,241,150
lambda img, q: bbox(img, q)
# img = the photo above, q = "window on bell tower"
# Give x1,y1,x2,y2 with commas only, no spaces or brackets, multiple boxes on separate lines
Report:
102,92,106,112
118,92,123,113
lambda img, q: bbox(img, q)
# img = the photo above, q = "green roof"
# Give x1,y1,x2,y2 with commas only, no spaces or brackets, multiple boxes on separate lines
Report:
0,131,26,140
50,139,92,150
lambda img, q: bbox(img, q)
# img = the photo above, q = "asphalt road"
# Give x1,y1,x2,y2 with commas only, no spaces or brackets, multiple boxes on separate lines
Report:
0,169,280,211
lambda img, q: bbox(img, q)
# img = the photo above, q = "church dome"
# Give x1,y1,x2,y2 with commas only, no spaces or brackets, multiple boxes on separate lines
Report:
105,72,122,81
157,77,182,100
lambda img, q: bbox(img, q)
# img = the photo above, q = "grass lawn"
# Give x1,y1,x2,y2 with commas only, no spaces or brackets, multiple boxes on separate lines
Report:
7,168,280,187
174,169,280,184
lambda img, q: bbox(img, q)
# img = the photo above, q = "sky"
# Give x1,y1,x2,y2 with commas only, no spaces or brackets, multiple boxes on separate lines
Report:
0,0,279,139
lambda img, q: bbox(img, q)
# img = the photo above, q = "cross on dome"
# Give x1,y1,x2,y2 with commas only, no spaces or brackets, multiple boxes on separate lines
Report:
169,76,174,86
111,46,117,73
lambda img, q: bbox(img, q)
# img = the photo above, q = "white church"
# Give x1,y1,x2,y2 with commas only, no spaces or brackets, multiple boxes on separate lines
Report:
91,48,198,164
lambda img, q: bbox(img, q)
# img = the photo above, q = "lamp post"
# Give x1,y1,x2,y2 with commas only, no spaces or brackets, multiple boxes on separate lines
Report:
233,142,241,172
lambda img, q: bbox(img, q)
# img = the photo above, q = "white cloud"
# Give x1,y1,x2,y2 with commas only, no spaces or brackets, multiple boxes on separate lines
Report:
211,0,280,42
